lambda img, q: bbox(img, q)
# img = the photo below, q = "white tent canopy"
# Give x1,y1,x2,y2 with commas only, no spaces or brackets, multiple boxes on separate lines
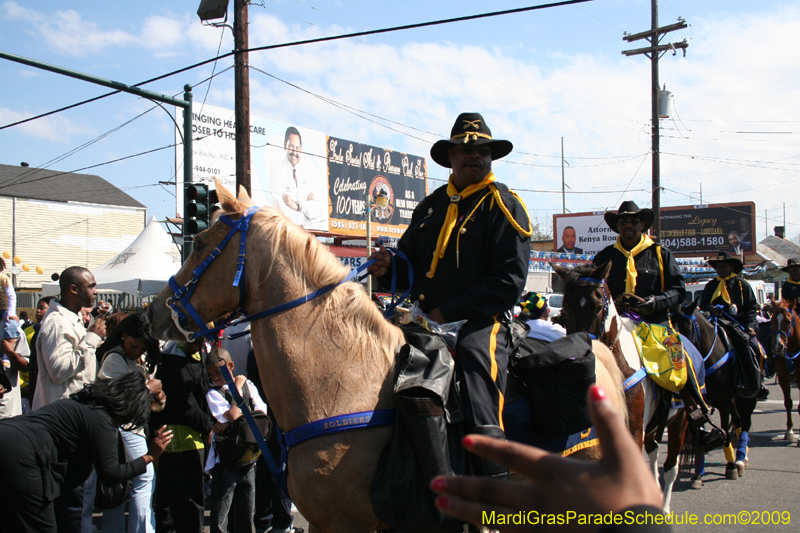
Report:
42,217,181,298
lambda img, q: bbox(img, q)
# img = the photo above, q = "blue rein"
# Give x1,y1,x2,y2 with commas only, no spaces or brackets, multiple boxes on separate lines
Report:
168,207,409,490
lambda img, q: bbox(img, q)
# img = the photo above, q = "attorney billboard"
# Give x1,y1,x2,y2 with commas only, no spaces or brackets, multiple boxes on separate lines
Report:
553,201,756,258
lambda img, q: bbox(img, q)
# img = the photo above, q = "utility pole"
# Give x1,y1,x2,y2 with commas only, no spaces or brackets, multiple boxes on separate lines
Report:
622,1,687,240
234,0,251,195
561,137,566,214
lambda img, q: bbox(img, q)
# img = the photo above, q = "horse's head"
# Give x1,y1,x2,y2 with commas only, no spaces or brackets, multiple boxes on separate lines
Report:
552,261,611,336
771,298,797,357
149,180,259,341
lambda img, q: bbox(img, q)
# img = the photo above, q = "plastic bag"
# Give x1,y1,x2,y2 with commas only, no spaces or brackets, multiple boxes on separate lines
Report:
408,302,466,350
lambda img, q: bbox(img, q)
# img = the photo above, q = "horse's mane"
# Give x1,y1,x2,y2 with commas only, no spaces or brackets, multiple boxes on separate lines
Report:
242,205,405,364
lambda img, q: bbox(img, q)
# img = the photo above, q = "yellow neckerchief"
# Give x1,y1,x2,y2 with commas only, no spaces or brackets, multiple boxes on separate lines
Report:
613,234,655,294
427,174,533,277
788,278,800,286
711,272,737,305
428,173,495,277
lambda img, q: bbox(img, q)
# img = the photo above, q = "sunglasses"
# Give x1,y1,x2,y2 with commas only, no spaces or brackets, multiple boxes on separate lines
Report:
455,145,492,157
617,218,641,227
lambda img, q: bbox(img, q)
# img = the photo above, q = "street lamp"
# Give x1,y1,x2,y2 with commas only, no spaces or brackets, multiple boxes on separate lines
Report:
365,189,389,298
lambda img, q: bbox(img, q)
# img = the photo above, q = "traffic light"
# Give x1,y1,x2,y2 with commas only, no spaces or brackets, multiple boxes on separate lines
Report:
185,182,210,235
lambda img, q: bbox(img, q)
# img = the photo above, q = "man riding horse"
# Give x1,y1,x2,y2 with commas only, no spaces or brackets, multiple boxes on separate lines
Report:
780,258,800,306
701,252,766,399
369,112,532,479
592,200,724,452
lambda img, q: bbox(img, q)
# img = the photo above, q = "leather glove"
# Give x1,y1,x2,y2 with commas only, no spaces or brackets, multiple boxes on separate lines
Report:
635,296,657,315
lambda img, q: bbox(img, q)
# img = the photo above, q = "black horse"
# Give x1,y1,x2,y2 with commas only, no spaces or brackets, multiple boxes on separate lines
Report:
671,301,758,483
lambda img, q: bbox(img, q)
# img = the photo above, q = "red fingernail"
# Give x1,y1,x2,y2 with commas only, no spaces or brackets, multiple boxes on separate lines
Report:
590,385,607,402
436,496,450,509
431,477,446,491
462,436,475,449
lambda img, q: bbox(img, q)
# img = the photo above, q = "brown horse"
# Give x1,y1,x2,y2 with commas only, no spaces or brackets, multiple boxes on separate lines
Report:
770,299,800,443
552,262,689,512
148,183,626,533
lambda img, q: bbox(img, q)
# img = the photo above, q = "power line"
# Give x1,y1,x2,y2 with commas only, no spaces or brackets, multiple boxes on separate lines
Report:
1,0,591,132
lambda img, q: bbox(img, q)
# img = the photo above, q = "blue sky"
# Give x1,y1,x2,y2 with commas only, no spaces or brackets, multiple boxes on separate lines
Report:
1,0,798,239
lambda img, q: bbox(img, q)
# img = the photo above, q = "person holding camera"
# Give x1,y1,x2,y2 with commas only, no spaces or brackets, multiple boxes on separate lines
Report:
32,266,110,533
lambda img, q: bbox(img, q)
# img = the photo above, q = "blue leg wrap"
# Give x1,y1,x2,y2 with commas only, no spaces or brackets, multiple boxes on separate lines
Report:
736,431,749,462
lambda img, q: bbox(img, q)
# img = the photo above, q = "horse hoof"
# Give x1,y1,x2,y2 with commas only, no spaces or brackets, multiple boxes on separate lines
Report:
690,476,703,490
725,463,739,480
736,460,745,476
784,430,796,442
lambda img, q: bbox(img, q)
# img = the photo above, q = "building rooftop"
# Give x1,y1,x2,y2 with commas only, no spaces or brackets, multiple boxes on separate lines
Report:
0,163,145,208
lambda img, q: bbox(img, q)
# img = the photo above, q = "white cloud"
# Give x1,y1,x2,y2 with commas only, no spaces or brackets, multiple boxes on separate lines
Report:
3,1,136,57
0,106,94,141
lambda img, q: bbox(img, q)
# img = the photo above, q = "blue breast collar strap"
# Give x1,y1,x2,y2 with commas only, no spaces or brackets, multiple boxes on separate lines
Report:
623,367,648,392
706,350,732,376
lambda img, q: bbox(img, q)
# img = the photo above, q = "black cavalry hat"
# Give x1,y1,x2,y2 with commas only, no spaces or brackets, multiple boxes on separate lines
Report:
603,200,655,233
430,112,513,168
781,258,800,273
707,251,744,274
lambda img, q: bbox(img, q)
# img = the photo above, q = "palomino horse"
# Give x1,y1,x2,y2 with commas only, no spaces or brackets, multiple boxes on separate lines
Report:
552,262,689,512
671,302,759,481
770,299,800,443
148,183,625,533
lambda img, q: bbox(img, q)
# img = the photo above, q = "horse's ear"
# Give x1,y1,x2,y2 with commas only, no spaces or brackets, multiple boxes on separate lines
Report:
215,178,239,211
237,185,256,207
686,300,698,314
551,263,568,279
591,261,611,281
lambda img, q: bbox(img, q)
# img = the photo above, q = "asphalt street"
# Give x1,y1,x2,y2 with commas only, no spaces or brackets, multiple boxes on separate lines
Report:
666,379,800,531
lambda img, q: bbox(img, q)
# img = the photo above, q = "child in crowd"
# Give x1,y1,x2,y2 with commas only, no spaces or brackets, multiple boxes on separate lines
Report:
206,347,267,533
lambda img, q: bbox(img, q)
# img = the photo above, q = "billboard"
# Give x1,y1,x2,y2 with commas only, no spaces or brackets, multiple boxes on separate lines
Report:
175,103,427,238
552,212,610,257
659,202,756,256
553,201,756,258
327,136,427,237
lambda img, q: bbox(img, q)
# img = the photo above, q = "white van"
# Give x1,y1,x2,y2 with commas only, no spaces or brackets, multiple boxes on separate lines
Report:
684,279,770,307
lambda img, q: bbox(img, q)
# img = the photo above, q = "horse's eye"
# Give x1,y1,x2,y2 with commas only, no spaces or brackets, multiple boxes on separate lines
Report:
194,239,205,252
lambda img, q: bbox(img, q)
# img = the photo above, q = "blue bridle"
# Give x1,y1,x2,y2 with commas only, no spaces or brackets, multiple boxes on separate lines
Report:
166,207,411,341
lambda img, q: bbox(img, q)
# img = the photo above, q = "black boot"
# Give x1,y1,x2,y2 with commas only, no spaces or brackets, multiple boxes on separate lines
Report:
467,425,508,479
396,388,453,481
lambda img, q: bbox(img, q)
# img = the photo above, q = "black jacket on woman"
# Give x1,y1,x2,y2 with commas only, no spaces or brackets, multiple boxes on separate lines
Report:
0,399,146,532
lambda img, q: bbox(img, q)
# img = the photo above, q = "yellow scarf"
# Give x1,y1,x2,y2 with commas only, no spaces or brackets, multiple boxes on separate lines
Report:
711,273,737,305
613,235,655,294
788,278,800,286
427,173,496,278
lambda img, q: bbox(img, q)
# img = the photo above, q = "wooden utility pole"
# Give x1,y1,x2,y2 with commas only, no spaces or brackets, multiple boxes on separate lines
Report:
234,0,251,195
622,1,687,240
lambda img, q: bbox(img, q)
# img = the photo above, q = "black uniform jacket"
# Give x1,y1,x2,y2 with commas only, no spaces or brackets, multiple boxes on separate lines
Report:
593,242,685,325
379,181,531,323
781,280,800,303
700,276,758,330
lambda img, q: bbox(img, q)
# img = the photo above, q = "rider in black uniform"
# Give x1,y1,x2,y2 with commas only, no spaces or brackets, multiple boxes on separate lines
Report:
593,201,723,452
369,113,531,478
780,258,800,305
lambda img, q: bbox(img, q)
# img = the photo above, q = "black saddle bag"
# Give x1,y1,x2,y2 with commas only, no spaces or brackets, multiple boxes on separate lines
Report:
510,332,596,438
720,320,762,399
372,324,466,533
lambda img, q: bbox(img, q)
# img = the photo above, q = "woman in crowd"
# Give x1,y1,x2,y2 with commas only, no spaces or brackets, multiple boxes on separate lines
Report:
97,313,164,533
0,372,173,533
